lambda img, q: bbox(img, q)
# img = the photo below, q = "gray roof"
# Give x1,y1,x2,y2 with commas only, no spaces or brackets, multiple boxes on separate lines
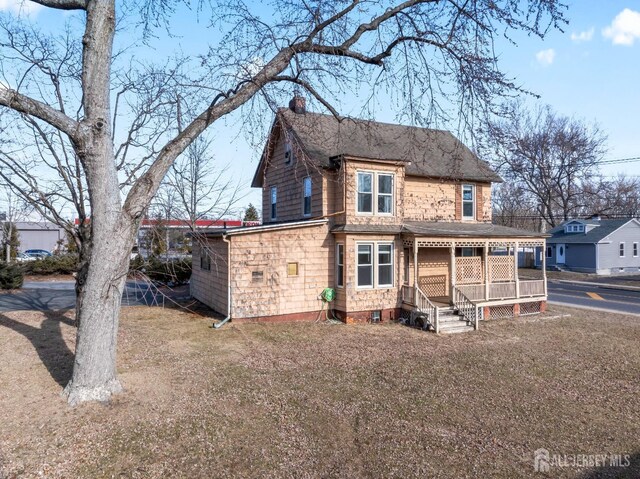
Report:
332,221,544,238
546,219,633,244
253,109,502,186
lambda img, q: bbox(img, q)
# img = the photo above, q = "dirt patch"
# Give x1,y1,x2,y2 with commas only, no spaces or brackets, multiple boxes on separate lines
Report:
1,306,639,478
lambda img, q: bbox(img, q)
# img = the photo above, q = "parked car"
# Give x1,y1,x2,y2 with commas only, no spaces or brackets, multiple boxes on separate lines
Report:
23,249,52,258
15,252,37,262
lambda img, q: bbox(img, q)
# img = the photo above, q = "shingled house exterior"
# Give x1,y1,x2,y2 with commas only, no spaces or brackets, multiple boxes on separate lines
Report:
191,97,548,332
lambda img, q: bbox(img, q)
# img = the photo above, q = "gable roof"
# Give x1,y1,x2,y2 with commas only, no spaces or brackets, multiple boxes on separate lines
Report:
252,109,502,187
547,219,636,244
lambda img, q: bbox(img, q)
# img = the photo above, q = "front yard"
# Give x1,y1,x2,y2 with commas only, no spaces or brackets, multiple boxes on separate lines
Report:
0,305,638,478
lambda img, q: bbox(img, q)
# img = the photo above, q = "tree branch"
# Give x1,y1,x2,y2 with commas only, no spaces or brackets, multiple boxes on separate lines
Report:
29,0,87,10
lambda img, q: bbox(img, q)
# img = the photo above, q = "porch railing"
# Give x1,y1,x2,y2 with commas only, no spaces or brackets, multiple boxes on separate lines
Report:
415,286,439,333
456,284,485,301
489,281,517,300
519,279,545,297
401,284,415,304
453,286,479,330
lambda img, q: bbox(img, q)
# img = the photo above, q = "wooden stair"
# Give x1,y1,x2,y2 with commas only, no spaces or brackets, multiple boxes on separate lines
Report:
436,307,475,334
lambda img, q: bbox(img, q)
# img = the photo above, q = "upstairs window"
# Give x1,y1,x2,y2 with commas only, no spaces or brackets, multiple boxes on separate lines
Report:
377,174,393,214
270,186,277,220
284,139,294,165
357,172,373,213
620,242,625,257
462,184,475,219
634,242,638,258
303,177,312,217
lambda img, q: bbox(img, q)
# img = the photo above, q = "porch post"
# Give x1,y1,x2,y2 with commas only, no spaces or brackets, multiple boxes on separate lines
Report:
484,241,490,301
514,241,520,298
450,241,456,296
542,240,547,296
413,237,418,293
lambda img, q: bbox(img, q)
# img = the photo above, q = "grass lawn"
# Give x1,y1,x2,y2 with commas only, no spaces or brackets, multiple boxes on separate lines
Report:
0,305,638,478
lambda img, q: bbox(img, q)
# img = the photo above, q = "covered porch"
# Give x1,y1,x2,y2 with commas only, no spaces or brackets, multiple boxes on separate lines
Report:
400,233,547,333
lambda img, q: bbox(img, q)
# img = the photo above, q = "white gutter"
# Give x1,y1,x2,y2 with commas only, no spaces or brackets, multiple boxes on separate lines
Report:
210,218,328,237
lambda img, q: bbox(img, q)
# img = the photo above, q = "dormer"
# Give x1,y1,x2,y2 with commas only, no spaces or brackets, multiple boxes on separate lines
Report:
564,221,585,234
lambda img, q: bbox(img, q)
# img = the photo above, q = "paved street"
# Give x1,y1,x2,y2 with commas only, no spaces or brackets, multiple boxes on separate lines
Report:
0,281,177,312
548,280,640,316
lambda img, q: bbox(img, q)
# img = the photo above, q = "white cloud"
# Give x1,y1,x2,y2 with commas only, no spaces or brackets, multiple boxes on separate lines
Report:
603,8,640,46
0,0,43,17
570,28,594,43
535,48,556,66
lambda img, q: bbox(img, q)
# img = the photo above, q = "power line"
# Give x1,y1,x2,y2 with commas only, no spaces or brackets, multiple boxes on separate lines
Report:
598,156,640,165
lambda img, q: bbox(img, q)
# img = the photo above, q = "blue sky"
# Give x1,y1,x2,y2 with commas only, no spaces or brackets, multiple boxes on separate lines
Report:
3,1,640,217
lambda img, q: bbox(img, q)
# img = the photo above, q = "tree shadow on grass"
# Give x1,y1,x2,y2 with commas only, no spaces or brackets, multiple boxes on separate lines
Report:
0,309,75,387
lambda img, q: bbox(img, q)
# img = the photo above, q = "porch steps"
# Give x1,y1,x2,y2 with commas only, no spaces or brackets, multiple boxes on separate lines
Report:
437,307,474,334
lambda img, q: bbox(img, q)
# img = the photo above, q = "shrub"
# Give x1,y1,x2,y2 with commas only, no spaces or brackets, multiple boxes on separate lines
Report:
130,256,192,284
21,254,79,275
0,262,24,289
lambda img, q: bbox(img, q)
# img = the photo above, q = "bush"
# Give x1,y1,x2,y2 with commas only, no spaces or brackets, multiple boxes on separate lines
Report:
21,254,79,276
0,262,24,289
130,256,192,284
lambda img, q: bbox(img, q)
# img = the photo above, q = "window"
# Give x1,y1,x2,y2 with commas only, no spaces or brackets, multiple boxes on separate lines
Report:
462,184,475,219
377,174,393,214
461,247,474,257
377,243,394,287
336,244,344,288
619,242,625,257
270,186,277,220
252,271,264,283
302,177,312,216
546,246,553,258
284,140,294,165
200,249,211,270
357,244,373,288
634,242,638,257
357,172,373,213
287,262,298,276
403,249,410,285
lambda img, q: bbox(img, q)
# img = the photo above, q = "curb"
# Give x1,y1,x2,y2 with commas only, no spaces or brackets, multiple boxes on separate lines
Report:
548,301,640,318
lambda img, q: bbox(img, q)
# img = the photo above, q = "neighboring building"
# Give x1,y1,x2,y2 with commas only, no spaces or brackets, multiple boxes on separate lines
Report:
536,217,640,275
191,96,548,332
13,222,65,253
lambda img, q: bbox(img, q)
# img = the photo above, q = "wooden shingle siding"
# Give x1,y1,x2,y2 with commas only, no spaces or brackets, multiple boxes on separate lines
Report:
190,238,229,315
405,177,457,221
229,223,333,319
261,128,328,223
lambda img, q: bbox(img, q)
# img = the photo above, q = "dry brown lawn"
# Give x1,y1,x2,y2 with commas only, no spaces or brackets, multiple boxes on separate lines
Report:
0,305,639,478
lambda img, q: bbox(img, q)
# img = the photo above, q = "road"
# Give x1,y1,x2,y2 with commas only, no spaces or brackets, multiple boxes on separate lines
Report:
547,280,640,316
0,281,181,312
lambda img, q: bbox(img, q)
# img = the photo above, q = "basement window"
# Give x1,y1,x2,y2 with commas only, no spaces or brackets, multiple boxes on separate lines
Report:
287,262,299,276
252,271,264,283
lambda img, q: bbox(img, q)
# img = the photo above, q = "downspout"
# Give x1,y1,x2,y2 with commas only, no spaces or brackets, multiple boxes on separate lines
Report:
213,233,232,329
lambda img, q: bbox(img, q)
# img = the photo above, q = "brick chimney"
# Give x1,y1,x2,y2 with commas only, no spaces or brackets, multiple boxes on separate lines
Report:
289,94,306,114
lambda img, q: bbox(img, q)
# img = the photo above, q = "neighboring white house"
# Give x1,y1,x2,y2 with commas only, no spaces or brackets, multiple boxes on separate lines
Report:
536,218,640,275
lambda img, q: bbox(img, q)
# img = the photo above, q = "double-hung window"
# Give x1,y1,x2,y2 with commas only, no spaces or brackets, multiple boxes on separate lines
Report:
357,172,373,214
356,242,394,288
377,243,393,287
634,242,638,257
462,184,475,220
377,174,393,214
270,186,277,220
336,244,344,288
619,242,625,257
302,177,312,217
357,244,373,288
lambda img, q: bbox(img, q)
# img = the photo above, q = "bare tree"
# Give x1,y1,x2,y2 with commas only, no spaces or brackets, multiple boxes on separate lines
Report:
0,0,566,405
487,103,606,228
491,182,542,232
581,175,640,218
0,187,27,261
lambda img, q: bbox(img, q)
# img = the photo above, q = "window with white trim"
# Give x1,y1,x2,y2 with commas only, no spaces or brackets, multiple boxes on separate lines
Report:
377,243,393,287
336,244,344,288
302,177,312,217
357,243,373,288
377,174,393,214
619,242,625,257
270,186,277,220
634,242,638,257
462,184,475,219
357,172,373,214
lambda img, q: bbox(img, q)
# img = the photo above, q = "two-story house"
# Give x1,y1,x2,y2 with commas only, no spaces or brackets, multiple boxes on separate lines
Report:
190,96,548,332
